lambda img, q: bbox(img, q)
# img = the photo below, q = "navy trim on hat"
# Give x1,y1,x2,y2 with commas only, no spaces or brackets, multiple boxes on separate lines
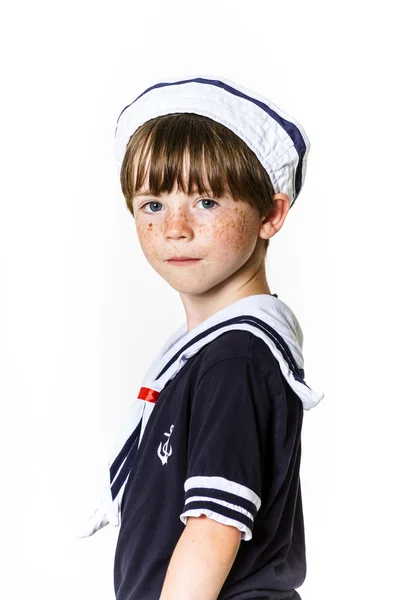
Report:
115,77,306,202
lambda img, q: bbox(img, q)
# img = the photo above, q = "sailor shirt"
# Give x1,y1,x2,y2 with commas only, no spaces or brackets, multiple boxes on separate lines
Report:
113,329,305,600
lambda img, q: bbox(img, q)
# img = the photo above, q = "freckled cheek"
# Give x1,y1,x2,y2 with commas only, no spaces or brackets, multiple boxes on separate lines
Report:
136,222,160,258
210,213,255,257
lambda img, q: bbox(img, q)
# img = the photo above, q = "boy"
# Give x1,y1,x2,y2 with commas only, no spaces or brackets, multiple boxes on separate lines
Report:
78,74,324,600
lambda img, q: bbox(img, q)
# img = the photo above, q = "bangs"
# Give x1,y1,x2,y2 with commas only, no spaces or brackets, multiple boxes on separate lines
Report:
120,113,275,219
128,114,232,201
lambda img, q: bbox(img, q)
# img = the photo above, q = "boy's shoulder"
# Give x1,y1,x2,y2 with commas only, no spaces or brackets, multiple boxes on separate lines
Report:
194,329,281,381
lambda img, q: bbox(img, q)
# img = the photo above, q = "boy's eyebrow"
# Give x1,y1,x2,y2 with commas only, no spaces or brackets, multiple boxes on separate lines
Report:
133,188,214,200
133,191,157,198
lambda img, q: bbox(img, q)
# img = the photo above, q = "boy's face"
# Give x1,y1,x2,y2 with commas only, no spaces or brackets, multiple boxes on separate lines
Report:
131,162,271,296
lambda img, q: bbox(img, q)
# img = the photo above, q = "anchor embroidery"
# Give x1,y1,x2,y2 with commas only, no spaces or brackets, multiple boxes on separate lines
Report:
157,424,174,465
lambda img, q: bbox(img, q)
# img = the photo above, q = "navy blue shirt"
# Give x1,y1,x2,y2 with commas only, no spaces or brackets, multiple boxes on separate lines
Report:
114,330,305,600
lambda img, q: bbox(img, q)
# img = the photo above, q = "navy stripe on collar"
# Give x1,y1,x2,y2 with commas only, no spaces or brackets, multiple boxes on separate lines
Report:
156,315,307,387
110,420,142,500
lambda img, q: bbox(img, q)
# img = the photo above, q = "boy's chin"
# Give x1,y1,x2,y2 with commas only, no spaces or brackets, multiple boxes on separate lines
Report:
163,272,230,296
166,280,212,295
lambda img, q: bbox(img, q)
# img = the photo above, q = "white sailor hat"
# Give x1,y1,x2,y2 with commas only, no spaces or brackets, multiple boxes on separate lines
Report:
114,74,311,208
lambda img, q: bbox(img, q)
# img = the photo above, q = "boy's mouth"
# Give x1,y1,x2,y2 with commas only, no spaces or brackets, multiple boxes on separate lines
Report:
166,257,202,265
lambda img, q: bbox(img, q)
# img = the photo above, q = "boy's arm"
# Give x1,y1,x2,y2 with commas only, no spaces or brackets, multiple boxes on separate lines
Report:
159,514,241,600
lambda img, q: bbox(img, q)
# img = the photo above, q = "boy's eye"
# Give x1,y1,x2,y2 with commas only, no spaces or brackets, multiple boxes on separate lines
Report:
198,198,217,210
142,201,163,213
141,198,217,213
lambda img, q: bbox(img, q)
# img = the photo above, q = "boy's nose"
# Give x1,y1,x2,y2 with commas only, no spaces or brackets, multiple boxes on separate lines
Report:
164,214,194,240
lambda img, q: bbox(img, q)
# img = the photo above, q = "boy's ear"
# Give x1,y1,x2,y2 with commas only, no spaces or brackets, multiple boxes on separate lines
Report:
259,193,290,241
273,193,291,203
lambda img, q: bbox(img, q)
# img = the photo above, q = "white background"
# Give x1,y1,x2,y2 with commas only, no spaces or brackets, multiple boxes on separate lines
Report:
1,1,399,598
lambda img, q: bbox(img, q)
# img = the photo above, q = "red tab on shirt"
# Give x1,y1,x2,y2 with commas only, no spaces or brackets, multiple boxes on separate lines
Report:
138,387,160,403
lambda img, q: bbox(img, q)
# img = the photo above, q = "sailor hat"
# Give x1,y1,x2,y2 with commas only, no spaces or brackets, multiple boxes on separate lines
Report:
114,74,311,208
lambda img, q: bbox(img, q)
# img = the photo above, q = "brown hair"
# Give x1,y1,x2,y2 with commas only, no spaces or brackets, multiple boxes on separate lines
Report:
120,113,275,251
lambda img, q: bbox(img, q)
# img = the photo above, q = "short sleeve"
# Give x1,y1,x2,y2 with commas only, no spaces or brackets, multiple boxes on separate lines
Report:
179,357,271,541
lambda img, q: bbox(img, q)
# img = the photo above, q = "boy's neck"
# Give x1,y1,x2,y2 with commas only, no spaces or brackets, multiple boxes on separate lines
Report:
180,269,271,334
